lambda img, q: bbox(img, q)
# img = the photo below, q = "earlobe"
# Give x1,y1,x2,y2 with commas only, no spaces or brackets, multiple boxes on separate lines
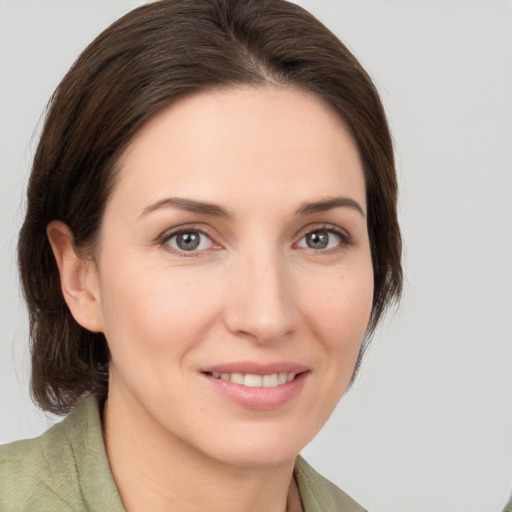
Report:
47,221,104,333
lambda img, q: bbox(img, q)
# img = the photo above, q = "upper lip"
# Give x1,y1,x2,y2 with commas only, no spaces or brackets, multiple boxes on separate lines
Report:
201,362,309,375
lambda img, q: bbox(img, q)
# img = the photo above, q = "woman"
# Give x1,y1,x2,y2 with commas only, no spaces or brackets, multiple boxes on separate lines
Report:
0,0,401,510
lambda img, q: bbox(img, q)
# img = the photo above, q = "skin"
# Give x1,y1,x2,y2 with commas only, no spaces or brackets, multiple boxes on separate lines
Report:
48,86,374,512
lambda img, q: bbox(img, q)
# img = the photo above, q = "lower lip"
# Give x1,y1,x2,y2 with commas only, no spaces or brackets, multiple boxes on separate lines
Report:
202,372,309,410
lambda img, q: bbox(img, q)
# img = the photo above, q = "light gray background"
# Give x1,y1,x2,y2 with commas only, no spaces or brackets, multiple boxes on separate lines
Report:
1,1,511,511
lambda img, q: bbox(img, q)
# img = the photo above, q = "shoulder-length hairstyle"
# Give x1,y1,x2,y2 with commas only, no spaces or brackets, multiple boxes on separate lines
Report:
18,0,402,414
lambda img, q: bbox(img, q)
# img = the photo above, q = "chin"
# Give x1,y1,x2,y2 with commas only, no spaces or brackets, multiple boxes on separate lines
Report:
194,423,315,469
212,446,299,469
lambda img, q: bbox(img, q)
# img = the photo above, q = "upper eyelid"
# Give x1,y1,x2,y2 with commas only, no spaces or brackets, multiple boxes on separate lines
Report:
157,227,218,257
155,222,353,249
166,229,212,243
157,224,216,243
295,223,352,241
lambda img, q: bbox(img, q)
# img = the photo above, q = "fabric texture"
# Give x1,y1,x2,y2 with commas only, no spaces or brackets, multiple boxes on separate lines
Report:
0,397,367,511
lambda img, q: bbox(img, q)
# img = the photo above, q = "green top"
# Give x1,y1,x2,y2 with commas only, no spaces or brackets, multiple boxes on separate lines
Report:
0,398,367,511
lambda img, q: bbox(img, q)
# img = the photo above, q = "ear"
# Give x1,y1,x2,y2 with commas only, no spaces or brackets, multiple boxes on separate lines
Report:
47,221,104,333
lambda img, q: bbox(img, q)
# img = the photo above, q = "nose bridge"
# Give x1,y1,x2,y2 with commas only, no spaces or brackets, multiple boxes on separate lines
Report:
224,241,296,342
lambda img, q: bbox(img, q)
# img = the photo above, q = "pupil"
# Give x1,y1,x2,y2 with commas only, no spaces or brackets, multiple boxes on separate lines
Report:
307,231,328,249
177,232,200,250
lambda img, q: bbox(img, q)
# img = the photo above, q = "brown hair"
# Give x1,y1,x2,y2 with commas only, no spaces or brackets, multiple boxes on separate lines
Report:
18,0,402,414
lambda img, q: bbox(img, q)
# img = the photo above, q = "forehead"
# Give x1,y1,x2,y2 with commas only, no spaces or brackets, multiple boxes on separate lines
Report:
111,86,365,215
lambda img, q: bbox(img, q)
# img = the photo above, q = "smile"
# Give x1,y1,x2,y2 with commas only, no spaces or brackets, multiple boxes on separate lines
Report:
201,362,309,409
208,372,296,387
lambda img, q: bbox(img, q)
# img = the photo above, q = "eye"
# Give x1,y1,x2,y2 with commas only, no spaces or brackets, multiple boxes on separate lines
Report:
297,228,346,250
166,230,213,253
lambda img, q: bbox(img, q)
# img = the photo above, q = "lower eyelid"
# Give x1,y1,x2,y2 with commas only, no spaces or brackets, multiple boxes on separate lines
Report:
158,225,352,254
171,232,212,249
158,228,216,252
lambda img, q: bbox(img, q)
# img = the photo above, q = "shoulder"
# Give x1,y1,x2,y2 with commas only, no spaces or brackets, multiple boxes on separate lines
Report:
295,456,368,512
0,397,124,512
0,412,87,511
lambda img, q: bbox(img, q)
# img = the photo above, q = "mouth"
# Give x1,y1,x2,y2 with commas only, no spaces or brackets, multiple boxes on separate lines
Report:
200,363,309,410
205,371,298,388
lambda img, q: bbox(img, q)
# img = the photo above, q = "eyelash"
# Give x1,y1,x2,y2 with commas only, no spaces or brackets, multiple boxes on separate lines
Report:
157,223,353,257
157,227,216,257
296,224,353,252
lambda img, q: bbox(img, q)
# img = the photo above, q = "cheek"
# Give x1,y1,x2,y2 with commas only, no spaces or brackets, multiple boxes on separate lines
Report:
294,261,373,432
300,261,374,353
97,262,224,363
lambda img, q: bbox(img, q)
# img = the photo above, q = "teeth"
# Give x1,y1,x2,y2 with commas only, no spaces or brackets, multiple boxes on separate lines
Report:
244,374,262,387
262,374,278,387
230,373,244,385
210,372,297,387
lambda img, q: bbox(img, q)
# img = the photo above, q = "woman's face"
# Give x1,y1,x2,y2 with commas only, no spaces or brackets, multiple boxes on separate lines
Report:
92,86,373,467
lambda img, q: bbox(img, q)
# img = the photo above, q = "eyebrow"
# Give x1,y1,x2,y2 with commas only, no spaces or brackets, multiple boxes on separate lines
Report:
296,197,365,217
140,195,365,219
140,197,230,218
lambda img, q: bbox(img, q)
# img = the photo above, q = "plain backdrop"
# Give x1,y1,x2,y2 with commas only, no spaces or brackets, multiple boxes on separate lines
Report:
1,1,511,511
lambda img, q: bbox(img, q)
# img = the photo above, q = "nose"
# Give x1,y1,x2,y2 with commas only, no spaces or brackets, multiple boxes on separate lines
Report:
223,249,297,343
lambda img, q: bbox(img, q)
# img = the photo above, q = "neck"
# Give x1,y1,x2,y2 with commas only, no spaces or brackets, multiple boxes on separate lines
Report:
102,384,298,512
